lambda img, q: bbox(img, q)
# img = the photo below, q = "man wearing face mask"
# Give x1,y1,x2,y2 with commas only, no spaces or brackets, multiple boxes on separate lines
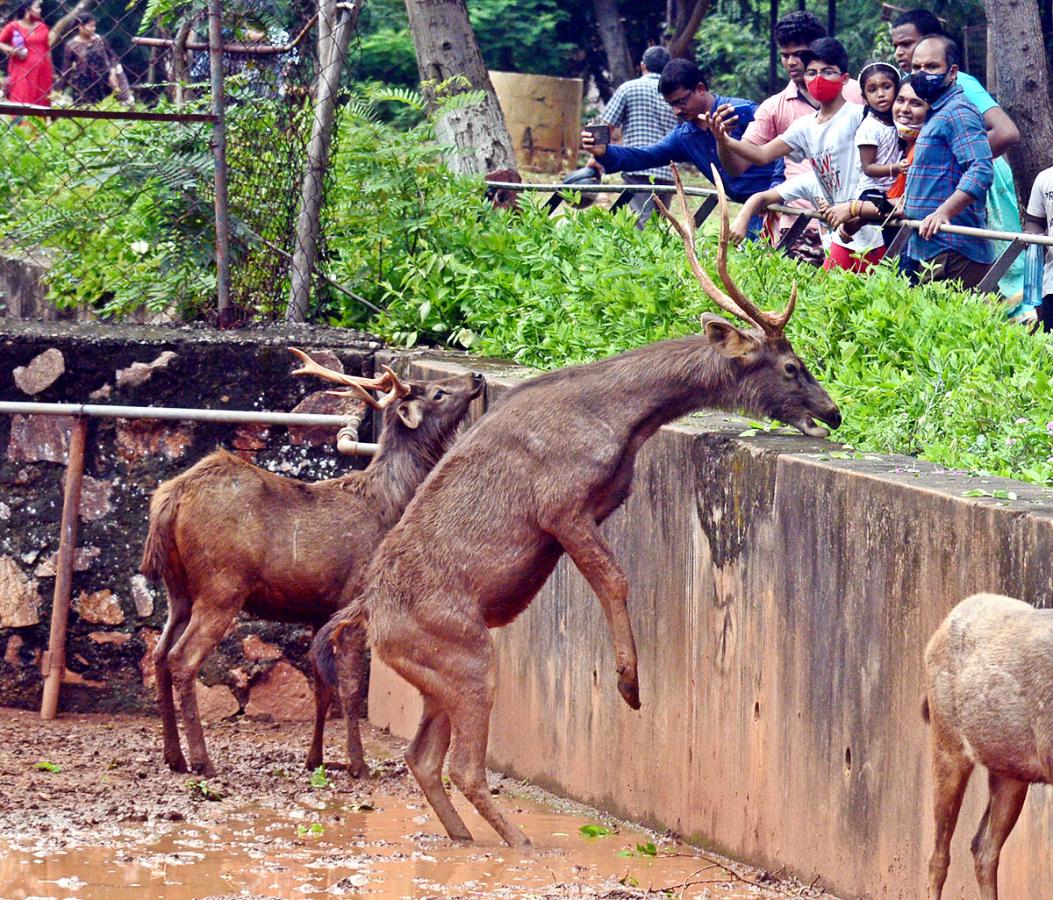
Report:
902,35,994,288
891,9,1023,301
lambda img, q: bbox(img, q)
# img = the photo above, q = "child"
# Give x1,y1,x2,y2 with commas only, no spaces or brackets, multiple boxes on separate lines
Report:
855,62,907,197
1024,163,1053,330
822,77,930,251
713,38,883,271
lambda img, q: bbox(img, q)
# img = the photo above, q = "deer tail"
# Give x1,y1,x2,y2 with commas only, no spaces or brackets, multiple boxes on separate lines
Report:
921,696,930,724
311,599,368,691
140,477,184,583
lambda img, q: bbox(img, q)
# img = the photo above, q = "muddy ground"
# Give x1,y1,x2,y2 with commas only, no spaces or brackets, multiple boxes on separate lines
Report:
0,709,838,899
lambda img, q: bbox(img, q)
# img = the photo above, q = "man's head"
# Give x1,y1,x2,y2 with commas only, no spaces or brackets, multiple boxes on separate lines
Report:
773,10,826,84
76,13,96,37
800,37,850,104
641,46,670,75
890,9,943,72
909,34,959,102
659,59,714,123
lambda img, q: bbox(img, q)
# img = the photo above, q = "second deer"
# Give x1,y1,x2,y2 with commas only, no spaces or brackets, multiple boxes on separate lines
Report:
311,167,842,847
141,350,484,777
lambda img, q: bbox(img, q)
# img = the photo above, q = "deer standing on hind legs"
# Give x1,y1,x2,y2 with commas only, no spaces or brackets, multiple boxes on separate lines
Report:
924,593,1053,899
141,349,484,778
311,166,842,847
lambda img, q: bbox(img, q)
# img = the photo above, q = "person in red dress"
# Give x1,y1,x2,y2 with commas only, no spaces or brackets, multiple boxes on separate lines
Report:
0,0,54,106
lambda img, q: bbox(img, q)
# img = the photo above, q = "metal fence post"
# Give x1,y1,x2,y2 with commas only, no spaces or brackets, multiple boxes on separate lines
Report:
209,0,232,324
40,417,88,720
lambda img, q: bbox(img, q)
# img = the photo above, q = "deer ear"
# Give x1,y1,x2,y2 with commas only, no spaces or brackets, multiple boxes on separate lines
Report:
396,398,425,429
701,313,755,358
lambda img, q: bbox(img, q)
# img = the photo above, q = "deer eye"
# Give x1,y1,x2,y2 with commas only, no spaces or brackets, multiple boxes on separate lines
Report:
432,388,447,400
784,362,799,378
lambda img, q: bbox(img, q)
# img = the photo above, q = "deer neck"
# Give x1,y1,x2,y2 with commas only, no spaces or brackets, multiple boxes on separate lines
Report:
357,438,443,523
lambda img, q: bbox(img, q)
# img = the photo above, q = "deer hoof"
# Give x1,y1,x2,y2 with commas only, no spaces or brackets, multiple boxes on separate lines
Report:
347,759,371,780
165,754,189,774
618,677,641,710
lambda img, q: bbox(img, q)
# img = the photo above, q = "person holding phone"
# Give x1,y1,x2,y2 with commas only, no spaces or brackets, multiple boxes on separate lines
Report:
0,0,54,107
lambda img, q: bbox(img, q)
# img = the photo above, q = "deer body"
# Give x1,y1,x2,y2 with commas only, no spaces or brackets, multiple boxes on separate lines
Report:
142,364,484,779
924,593,1053,899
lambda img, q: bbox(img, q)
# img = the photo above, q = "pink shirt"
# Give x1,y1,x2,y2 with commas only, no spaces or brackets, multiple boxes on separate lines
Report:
743,79,864,236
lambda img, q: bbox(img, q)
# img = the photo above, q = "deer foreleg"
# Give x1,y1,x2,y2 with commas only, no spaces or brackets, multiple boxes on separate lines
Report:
548,515,640,710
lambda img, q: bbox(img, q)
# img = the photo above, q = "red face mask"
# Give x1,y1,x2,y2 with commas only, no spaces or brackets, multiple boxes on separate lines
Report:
805,74,844,103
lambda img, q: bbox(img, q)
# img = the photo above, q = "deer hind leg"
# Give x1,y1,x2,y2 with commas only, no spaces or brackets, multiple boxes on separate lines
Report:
404,695,471,842
304,664,332,773
926,721,974,900
333,622,370,778
167,595,242,777
970,772,1028,900
154,587,192,773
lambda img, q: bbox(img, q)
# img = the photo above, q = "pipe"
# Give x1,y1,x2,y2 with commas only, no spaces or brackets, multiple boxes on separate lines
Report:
0,402,378,454
40,417,88,720
208,0,232,324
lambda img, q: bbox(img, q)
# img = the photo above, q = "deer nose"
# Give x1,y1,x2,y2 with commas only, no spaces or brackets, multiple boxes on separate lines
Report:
825,407,842,430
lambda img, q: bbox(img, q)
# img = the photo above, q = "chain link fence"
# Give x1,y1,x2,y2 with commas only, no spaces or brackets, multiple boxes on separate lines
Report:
0,0,359,325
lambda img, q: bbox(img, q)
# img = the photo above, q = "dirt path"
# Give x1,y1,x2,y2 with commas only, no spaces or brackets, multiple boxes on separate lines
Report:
0,709,837,899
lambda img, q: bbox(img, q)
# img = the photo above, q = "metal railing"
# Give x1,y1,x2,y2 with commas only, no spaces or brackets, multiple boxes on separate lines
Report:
0,400,374,721
486,180,1053,296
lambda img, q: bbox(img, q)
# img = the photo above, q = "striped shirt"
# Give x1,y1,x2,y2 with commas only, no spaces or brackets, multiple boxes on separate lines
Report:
905,84,994,263
601,72,679,180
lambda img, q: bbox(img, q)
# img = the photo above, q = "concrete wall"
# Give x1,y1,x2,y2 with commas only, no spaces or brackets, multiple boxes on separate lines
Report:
369,357,1053,899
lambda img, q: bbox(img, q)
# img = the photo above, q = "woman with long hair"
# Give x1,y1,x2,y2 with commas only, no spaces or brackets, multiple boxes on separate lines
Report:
0,0,53,106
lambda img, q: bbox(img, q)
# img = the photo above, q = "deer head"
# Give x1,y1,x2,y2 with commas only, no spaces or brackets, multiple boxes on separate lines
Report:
656,165,841,438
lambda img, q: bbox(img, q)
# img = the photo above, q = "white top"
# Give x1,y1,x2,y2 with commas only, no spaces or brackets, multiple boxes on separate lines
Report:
854,115,901,194
777,172,884,253
1026,166,1053,296
781,101,865,205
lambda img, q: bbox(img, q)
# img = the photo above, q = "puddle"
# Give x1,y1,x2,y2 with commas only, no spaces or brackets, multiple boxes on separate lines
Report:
0,709,832,899
0,792,786,898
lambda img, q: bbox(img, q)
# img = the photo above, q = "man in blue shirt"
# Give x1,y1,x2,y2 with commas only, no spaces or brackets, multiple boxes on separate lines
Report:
581,60,784,236
904,35,994,288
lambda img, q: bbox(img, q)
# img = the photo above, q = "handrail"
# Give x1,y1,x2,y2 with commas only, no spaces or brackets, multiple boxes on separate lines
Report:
485,181,1053,248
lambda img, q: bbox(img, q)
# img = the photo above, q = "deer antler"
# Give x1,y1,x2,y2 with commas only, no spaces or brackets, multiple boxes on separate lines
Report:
287,348,409,410
654,164,796,337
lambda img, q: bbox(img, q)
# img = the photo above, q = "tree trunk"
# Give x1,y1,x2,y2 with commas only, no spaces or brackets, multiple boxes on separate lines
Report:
982,0,1053,205
667,0,713,59
286,0,361,322
403,0,516,174
592,0,634,88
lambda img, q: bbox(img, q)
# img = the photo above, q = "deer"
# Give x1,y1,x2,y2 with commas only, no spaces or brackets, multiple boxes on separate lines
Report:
923,593,1053,899
310,165,842,848
140,348,485,779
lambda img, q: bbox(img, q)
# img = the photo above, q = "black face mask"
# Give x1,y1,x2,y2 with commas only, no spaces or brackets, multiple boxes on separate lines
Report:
912,70,950,103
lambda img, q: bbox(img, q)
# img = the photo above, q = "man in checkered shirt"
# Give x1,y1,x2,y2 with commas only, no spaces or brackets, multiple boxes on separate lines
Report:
599,46,679,228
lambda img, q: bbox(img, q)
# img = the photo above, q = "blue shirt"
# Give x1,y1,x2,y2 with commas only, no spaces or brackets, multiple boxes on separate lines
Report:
600,72,679,181
905,84,994,263
600,94,785,203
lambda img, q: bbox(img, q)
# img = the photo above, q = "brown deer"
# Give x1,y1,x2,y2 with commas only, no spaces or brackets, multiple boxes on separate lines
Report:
141,349,484,778
923,593,1053,899
311,167,842,847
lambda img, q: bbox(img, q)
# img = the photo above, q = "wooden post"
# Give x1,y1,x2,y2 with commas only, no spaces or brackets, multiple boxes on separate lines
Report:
40,417,88,720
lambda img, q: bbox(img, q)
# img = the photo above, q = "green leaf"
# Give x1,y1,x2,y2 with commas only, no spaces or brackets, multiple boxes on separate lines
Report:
35,760,60,773
962,489,990,497
309,765,331,789
579,824,612,838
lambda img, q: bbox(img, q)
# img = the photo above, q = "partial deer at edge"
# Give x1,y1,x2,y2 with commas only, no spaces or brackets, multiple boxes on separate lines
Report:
311,166,842,847
141,351,484,777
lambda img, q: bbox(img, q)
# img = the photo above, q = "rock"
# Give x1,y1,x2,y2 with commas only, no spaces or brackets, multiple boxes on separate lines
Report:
241,634,282,662
115,351,178,389
6,414,76,464
77,475,113,522
4,634,24,664
288,392,368,448
73,589,124,625
88,383,112,401
139,629,160,689
35,546,100,578
230,667,250,689
62,668,105,688
197,683,240,721
0,501,9,521
13,348,65,395
115,420,194,463
130,575,154,618
233,424,270,451
0,556,42,627
244,661,314,720
88,631,131,645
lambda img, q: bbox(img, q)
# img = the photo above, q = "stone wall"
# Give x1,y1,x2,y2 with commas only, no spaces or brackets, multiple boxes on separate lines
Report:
368,356,1053,900
0,320,382,721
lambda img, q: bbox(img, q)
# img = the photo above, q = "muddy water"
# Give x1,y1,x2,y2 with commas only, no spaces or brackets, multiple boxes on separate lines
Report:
1,793,779,898
0,710,831,899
